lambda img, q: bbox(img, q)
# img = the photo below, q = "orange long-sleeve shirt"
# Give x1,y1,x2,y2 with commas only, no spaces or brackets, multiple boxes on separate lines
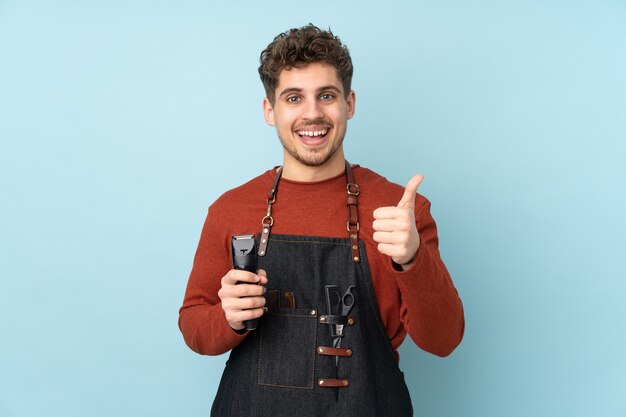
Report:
178,165,464,360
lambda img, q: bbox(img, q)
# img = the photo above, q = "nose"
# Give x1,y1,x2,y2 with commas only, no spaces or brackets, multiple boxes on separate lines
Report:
302,98,324,120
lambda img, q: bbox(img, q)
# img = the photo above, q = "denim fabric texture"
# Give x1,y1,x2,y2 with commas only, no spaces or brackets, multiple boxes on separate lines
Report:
211,235,413,417
258,307,318,388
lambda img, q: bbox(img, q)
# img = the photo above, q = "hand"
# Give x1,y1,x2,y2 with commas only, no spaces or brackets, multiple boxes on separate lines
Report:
373,174,424,268
218,269,268,331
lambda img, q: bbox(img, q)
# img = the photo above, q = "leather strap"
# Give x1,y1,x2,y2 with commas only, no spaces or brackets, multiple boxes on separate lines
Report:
345,161,360,263
317,346,353,357
259,161,361,263
318,315,355,326
318,378,350,387
258,167,283,257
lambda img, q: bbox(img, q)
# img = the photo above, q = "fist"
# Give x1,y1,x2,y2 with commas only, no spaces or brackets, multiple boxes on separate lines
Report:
218,269,268,331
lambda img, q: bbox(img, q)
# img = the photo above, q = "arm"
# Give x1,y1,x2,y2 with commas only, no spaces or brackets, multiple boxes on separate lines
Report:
178,209,266,355
372,175,464,357
393,200,465,357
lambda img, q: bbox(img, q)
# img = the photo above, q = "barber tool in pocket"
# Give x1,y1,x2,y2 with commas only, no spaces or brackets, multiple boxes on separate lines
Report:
265,290,296,310
324,285,356,358
232,234,262,331
323,284,356,399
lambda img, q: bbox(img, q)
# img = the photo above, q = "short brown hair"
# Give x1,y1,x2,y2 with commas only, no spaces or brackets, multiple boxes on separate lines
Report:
258,24,353,103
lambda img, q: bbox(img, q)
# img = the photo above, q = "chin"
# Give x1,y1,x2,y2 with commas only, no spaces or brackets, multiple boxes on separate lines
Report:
280,132,344,168
296,146,343,167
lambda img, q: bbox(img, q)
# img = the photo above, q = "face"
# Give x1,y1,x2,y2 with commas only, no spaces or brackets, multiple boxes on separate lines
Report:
263,62,356,169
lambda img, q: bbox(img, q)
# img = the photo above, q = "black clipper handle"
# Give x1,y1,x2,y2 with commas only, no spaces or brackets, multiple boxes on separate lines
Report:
232,235,260,331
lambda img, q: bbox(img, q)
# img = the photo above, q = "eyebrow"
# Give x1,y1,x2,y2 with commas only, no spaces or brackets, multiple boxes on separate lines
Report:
278,85,343,99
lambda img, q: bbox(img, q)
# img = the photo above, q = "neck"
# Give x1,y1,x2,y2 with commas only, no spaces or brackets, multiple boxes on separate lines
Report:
281,148,346,182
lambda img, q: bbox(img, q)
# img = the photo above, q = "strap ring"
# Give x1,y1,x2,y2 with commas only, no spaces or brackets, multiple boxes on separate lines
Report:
346,183,360,196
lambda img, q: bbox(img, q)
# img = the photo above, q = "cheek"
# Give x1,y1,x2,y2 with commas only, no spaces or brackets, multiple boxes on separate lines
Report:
329,105,347,120
274,110,296,126
276,118,293,132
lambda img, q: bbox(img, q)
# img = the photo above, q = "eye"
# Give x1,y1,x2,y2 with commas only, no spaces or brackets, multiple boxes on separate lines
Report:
320,93,335,101
286,96,301,103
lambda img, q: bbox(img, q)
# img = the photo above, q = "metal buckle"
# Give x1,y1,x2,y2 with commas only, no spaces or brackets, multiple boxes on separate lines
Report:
346,221,360,232
346,183,360,196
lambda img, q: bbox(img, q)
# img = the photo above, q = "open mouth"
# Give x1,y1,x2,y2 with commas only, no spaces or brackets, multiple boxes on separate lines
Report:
295,128,329,146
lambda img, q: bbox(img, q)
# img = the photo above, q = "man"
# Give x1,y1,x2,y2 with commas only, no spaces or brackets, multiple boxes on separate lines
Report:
179,24,464,416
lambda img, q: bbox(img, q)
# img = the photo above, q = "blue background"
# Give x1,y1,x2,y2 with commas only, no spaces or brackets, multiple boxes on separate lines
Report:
1,1,625,416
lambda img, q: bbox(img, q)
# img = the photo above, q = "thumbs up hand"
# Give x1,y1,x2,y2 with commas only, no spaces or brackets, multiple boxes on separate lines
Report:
373,174,424,268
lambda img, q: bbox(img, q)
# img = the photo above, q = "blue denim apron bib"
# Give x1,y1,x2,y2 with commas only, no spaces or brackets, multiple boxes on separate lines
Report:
211,163,413,417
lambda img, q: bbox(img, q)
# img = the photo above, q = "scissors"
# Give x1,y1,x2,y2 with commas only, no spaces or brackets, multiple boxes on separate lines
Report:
324,285,356,352
333,285,355,343
324,285,356,400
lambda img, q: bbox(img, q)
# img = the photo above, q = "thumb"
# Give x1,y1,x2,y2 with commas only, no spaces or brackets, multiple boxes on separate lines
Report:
397,174,424,209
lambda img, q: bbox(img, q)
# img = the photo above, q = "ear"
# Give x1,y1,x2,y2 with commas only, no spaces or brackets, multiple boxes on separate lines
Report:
346,90,356,120
263,97,275,126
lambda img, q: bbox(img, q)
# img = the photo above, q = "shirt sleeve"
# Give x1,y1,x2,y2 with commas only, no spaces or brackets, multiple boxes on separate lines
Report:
393,199,465,357
178,208,248,356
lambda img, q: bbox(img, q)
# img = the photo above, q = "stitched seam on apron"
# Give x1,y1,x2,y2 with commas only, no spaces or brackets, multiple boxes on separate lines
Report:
269,238,349,246
264,312,313,318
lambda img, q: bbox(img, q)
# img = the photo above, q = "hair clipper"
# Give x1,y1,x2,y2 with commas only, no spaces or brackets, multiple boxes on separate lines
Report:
231,234,260,331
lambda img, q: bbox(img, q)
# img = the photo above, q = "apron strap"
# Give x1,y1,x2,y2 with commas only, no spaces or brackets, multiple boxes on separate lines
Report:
345,161,360,263
258,167,282,256
258,161,361,263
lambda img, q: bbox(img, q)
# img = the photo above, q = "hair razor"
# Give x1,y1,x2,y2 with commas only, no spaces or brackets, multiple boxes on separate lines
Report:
232,234,260,331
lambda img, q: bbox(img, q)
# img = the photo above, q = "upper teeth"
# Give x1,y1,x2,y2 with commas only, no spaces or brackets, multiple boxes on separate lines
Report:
299,129,328,137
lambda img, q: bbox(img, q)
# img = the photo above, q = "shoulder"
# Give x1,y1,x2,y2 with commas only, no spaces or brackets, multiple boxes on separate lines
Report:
353,165,429,209
194,169,276,253
208,169,276,219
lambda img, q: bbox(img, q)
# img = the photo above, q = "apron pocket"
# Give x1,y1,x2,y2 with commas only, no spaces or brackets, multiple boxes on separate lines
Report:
258,307,318,389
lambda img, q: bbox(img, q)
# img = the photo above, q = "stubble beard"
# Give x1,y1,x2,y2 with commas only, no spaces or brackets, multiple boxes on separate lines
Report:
279,133,345,167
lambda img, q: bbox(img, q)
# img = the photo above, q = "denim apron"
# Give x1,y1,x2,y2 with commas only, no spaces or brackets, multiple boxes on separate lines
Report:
211,163,413,417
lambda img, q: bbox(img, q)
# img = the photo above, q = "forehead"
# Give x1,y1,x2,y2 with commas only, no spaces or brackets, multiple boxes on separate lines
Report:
276,62,343,93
